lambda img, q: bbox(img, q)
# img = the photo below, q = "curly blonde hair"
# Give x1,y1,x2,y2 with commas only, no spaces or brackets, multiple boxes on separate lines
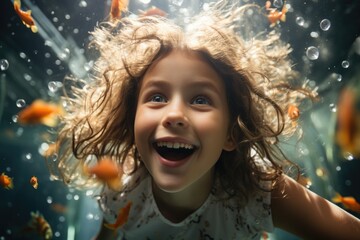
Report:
53,1,317,203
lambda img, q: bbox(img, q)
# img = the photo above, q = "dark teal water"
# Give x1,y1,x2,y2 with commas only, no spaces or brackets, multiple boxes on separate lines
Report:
0,0,359,239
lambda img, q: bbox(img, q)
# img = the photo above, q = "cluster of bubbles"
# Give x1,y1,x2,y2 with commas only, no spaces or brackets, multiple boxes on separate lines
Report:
299,18,331,61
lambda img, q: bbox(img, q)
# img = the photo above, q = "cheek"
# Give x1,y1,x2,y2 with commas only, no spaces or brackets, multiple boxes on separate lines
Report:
134,107,158,144
194,112,229,137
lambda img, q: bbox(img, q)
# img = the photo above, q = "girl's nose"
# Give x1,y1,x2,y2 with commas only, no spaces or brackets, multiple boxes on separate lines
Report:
162,101,189,128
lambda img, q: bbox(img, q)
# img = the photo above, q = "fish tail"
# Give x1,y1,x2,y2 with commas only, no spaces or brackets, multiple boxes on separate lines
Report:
39,221,53,239
103,223,116,230
332,192,342,203
82,163,90,176
107,176,123,191
280,14,286,22
14,0,21,8
5,176,14,189
30,211,40,219
8,180,14,189
30,25,38,33
41,115,58,127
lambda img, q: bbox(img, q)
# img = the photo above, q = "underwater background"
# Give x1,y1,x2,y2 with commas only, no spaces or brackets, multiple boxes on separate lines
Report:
0,0,359,239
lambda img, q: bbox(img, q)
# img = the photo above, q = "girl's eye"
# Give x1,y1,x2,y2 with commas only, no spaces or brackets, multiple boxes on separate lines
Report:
192,96,210,105
150,94,166,103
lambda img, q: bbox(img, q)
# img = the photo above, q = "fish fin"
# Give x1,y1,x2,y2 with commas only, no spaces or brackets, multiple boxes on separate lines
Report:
31,25,38,33
5,176,14,189
107,177,123,191
14,0,21,8
332,192,342,203
280,14,286,22
82,164,89,175
41,115,58,127
103,223,117,230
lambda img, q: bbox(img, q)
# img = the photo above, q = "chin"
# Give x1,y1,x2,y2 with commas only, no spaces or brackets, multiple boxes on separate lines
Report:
153,175,189,193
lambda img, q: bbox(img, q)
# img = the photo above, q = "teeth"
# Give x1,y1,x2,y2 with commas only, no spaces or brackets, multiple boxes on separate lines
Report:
156,142,194,149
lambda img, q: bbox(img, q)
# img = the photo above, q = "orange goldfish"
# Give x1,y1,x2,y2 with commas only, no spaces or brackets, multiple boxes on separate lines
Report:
104,201,132,230
84,157,123,190
288,104,300,120
30,176,38,189
13,0,38,33
110,0,129,20
332,193,360,214
265,0,287,27
17,99,64,127
50,203,67,214
0,173,13,189
23,211,53,240
139,6,167,17
336,87,360,158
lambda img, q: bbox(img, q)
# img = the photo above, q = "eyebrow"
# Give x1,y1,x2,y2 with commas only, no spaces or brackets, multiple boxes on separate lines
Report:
189,79,222,96
141,79,170,91
142,78,222,95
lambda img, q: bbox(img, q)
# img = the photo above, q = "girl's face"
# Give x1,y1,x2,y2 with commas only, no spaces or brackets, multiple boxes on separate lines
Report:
134,50,234,194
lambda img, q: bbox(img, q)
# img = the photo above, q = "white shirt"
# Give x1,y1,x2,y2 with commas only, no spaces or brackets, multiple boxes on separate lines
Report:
98,170,273,240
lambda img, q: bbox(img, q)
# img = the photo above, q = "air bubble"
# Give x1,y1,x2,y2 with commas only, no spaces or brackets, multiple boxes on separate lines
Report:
49,154,58,162
87,213,94,220
19,52,27,59
296,17,305,26
23,73,32,81
345,180,352,186
329,103,336,112
306,46,319,60
12,115,18,123
335,73,342,82
273,0,283,8
320,19,331,31
16,99,26,108
25,153,32,160
48,81,58,92
343,152,354,161
0,59,9,71
47,196,53,204
341,60,350,68
310,31,319,38
79,0,87,7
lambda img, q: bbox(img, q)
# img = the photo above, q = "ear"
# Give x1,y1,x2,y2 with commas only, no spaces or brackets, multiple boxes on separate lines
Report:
223,136,236,151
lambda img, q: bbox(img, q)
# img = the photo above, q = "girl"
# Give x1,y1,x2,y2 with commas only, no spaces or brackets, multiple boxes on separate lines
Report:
54,1,360,239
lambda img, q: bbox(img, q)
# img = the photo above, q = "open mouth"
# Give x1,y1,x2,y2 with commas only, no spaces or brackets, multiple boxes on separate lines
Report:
153,142,196,161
